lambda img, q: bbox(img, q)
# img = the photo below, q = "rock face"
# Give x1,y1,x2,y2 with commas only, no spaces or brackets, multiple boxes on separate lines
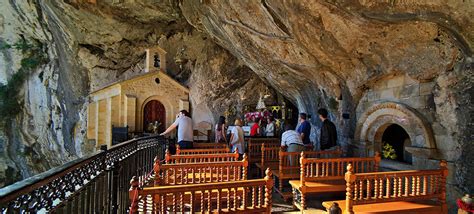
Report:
0,0,472,212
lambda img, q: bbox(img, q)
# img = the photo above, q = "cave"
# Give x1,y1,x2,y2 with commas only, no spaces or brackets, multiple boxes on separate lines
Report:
0,1,472,213
381,124,412,164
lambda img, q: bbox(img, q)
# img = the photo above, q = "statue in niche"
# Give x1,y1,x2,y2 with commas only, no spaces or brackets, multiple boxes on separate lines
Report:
152,120,162,134
153,54,160,68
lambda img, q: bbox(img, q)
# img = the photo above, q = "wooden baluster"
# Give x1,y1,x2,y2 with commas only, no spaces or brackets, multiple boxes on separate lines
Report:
423,176,427,195
228,188,231,210
208,189,211,212
201,189,204,212
411,176,416,196
374,178,378,199
315,162,319,177
360,180,364,200
416,176,420,196
439,160,448,212
258,186,262,207
129,177,139,214
398,177,402,197
217,189,221,211
233,187,238,210
300,152,307,210
161,192,166,214
393,176,397,197
180,192,184,212
386,177,390,198
172,194,176,213
165,149,170,164
252,187,256,208
345,164,355,214
405,177,409,196
265,168,273,212
379,178,384,199
190,192,194,213
367,178,371,199
243,154,248,180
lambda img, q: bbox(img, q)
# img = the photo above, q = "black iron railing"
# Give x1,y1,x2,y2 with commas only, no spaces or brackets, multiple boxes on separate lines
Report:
0,135,172,214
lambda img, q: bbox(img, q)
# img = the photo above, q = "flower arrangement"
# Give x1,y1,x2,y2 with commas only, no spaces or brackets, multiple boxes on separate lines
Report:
382,142,397,160
244,110,271,122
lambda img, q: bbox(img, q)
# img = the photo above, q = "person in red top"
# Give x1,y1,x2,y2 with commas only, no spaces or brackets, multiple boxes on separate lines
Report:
250,117,260,136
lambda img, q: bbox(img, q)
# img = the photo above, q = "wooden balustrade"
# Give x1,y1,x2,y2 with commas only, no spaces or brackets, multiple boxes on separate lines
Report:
154,154,249,186
324,160,448,213
165,149,240,164
176,145,230,155
290,152,381,210
247,138,280,164
129,169,273,214
192,142,229,149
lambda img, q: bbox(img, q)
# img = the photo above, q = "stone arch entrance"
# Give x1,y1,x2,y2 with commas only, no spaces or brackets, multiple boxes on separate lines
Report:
143,100,166,133
355,102,436,161
378,124,412,163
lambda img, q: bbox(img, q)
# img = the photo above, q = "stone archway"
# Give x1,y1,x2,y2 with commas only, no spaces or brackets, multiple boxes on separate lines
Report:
355,102,436,160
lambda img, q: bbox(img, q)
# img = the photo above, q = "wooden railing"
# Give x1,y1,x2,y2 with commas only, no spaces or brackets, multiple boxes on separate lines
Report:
165,150,240,164
154,155,249,186
346,161,448,206
302,152,381,183
129,169,274,213
192,142,228,149
176,145,230,155
248,138,280,164
0,135,170,213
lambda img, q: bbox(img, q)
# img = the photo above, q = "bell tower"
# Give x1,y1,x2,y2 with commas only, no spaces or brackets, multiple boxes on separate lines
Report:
145,47,167,73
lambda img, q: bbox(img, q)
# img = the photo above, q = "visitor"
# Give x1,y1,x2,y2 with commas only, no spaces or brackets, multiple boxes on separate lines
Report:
318,108,337,150
281,123,304,166
265,116,275,137
296,113,312,150
215,116,227,143
160,110,193,154
250,117,260,136
259,117,267,136
229,119,245,157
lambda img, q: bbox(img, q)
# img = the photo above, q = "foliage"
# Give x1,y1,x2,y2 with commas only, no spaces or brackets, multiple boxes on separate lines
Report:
382,141,397,160
0,38,47,121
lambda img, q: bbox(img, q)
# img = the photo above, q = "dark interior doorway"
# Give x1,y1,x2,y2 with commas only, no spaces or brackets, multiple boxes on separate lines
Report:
381,124,412,164
143,100,166,133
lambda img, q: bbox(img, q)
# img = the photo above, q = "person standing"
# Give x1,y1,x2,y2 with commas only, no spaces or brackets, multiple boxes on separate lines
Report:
281,123,305,165
250,117,260,137
265,116,275,137
215,116,227,143
296,113,312,149
229,119,245,156
160,110,193,153
318,108,337,150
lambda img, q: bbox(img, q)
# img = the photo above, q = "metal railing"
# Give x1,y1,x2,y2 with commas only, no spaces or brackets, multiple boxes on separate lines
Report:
0,135,172,213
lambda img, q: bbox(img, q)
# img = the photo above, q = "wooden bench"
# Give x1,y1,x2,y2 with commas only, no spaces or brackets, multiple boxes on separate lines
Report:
129,169,274,213
153,155,248,186
247,138,280,164
323,160,448,214
290,153,381,210
260,147,343,200
165,149,239,164
176,145,230,155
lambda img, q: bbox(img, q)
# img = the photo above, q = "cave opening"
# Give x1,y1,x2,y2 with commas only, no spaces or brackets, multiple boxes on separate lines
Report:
381,124,412,164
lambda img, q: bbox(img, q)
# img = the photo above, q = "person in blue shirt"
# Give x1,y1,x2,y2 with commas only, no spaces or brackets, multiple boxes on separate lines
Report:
296,113,312,148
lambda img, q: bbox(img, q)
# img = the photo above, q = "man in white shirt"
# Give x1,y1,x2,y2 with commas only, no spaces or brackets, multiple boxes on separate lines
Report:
160,110,193,153
281,124,305,165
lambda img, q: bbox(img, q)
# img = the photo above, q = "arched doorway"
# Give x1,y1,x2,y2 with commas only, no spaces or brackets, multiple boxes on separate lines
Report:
381,124,412,164
143,100,166,133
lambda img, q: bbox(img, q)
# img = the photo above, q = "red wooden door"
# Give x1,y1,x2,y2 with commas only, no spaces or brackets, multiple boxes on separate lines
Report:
143,100,166,133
